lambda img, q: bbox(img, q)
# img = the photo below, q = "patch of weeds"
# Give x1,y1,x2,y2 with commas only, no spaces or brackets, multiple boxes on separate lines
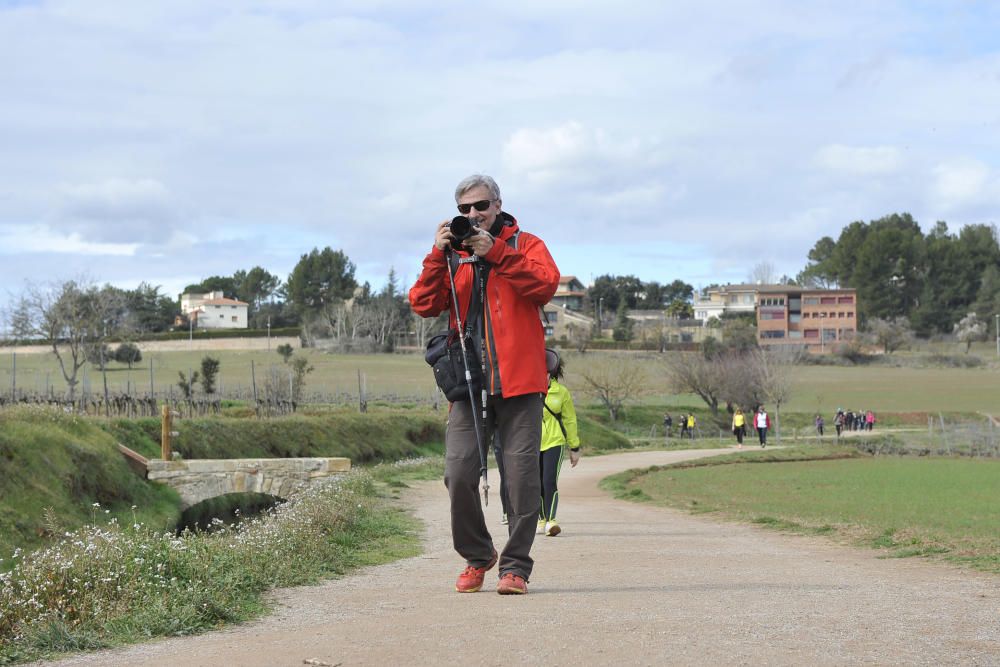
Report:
871,529,898,549
888,546,950,559
623,487,651,501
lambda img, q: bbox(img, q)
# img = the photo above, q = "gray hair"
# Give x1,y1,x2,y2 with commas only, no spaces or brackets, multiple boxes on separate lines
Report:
454,174,501,203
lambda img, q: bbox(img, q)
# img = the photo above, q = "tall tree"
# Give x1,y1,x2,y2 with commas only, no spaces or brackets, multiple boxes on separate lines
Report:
125,282,176,333
235,266,281,310
182,275,239,298
796,236,838,287
285,247,358,315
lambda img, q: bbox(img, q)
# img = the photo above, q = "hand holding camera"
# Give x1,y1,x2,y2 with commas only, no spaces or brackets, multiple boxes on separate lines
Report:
442,215,494,256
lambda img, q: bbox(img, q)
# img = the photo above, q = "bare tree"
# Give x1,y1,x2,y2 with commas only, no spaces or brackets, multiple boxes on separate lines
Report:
665,351,729,422
665,346,798,432
746,347,799,441
747,261,777,286
412,311,446,349
10,279,124,399
576,353,651,421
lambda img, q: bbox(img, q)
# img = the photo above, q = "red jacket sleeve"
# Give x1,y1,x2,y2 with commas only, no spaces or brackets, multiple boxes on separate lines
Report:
408,246,451,318
482,232,559,305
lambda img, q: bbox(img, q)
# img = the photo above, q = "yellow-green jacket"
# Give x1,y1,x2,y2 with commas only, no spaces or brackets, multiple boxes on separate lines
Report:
541,379,580,452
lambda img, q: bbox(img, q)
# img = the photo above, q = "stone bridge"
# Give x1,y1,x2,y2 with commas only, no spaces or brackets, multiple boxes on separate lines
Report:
119,445,351,509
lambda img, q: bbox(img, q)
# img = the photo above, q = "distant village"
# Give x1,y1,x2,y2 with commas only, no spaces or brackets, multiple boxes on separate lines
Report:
180,279,858,354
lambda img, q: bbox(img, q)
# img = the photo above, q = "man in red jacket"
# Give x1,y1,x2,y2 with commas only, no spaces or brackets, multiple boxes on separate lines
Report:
409,174,559,595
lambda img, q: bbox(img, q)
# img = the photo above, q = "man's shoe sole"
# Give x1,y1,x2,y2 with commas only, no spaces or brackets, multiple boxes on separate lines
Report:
497,584,527,595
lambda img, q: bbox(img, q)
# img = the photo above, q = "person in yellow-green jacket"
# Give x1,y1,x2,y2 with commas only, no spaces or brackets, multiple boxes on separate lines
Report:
537,349,580,537
731,407,746,449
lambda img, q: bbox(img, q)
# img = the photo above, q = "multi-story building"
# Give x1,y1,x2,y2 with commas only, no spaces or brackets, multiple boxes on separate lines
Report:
693,284,758,322
756,286,857,350
179,290,249,329
550,276,586,311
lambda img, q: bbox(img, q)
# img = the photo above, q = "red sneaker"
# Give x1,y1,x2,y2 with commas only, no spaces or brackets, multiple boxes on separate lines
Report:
455,550,498,593
496,572,528,595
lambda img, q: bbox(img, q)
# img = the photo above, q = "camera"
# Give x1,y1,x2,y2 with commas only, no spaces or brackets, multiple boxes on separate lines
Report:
447,215,478,251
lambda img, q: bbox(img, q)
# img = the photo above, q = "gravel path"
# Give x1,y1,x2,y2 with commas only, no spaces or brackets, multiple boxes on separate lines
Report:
43,448,1000,666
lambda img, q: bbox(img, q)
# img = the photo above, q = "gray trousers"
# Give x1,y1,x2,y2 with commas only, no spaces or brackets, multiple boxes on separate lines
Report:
445,392,542,581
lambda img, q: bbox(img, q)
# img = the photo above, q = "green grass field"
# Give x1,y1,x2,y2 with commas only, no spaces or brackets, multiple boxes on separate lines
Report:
3,347,1000,414
607,449,1000,572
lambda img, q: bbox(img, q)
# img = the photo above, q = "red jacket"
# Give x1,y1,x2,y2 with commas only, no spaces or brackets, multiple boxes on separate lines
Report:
409,215,559,397
754,411,771,430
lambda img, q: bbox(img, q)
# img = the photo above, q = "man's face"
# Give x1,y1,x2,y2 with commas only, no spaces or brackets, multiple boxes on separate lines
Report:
457,185,500,231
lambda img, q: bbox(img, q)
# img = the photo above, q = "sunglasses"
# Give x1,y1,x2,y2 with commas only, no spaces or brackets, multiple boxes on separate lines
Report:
457,199,496,214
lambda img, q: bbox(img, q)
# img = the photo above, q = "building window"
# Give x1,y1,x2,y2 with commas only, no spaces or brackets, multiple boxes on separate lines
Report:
838,312,845,318
219,314,224,319
789,314,801,323
789,330,803,339
760,330,785,339
847,312,854,318
804,329,819,338
821,296,836,305
760,311,785,320
232,316,238,322
838,296,854,304
803,297,819,305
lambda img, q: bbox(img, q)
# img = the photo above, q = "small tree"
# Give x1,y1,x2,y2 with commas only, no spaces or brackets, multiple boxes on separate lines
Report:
200,356,221,395
953,312,987,353
565,323,592,353
85,343,113,370
866,316,914,354
612,302,634,342
114,342,142,369
177,370,199,399
290,356,314,402
276,343,295,363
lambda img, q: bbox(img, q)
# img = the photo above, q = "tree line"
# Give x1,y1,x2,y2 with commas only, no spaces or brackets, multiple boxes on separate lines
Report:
796,213,1000,336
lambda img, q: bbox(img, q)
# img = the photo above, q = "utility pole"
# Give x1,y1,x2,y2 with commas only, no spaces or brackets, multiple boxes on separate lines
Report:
995,313,999,358
267,316,271,352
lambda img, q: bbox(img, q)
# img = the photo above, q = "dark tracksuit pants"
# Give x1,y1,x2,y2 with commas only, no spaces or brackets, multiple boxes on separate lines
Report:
539,445,565,522
445,392,542,581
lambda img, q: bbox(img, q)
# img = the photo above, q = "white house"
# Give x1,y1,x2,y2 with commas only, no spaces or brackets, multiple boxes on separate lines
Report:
692,284,760,323
180,291,249,329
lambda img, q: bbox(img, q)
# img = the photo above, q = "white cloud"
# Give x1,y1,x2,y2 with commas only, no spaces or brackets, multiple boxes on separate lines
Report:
0,225,139,256
929,159,1000,213
55,178,181,243
814,144,903,176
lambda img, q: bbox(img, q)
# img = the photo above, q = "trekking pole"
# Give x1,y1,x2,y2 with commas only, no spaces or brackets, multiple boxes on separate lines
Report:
445,250,490,506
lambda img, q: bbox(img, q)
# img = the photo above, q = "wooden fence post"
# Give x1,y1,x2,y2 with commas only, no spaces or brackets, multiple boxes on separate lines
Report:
161,404,172,461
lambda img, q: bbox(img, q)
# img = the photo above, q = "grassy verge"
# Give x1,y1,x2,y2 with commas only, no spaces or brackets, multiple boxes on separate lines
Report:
601,446,1000,573
0,407,183,560
0,458,442,665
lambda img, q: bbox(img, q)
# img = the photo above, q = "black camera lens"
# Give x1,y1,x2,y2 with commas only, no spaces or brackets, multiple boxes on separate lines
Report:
449,215,475,241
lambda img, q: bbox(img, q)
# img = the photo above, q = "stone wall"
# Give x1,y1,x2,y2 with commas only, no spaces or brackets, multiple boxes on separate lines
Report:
146,457,351,509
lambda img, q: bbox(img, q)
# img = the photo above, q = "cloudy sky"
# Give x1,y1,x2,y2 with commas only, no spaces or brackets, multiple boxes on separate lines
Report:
2,0,999,310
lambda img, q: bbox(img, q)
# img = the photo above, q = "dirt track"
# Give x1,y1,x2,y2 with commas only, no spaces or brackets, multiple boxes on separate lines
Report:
43,448,1000,666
